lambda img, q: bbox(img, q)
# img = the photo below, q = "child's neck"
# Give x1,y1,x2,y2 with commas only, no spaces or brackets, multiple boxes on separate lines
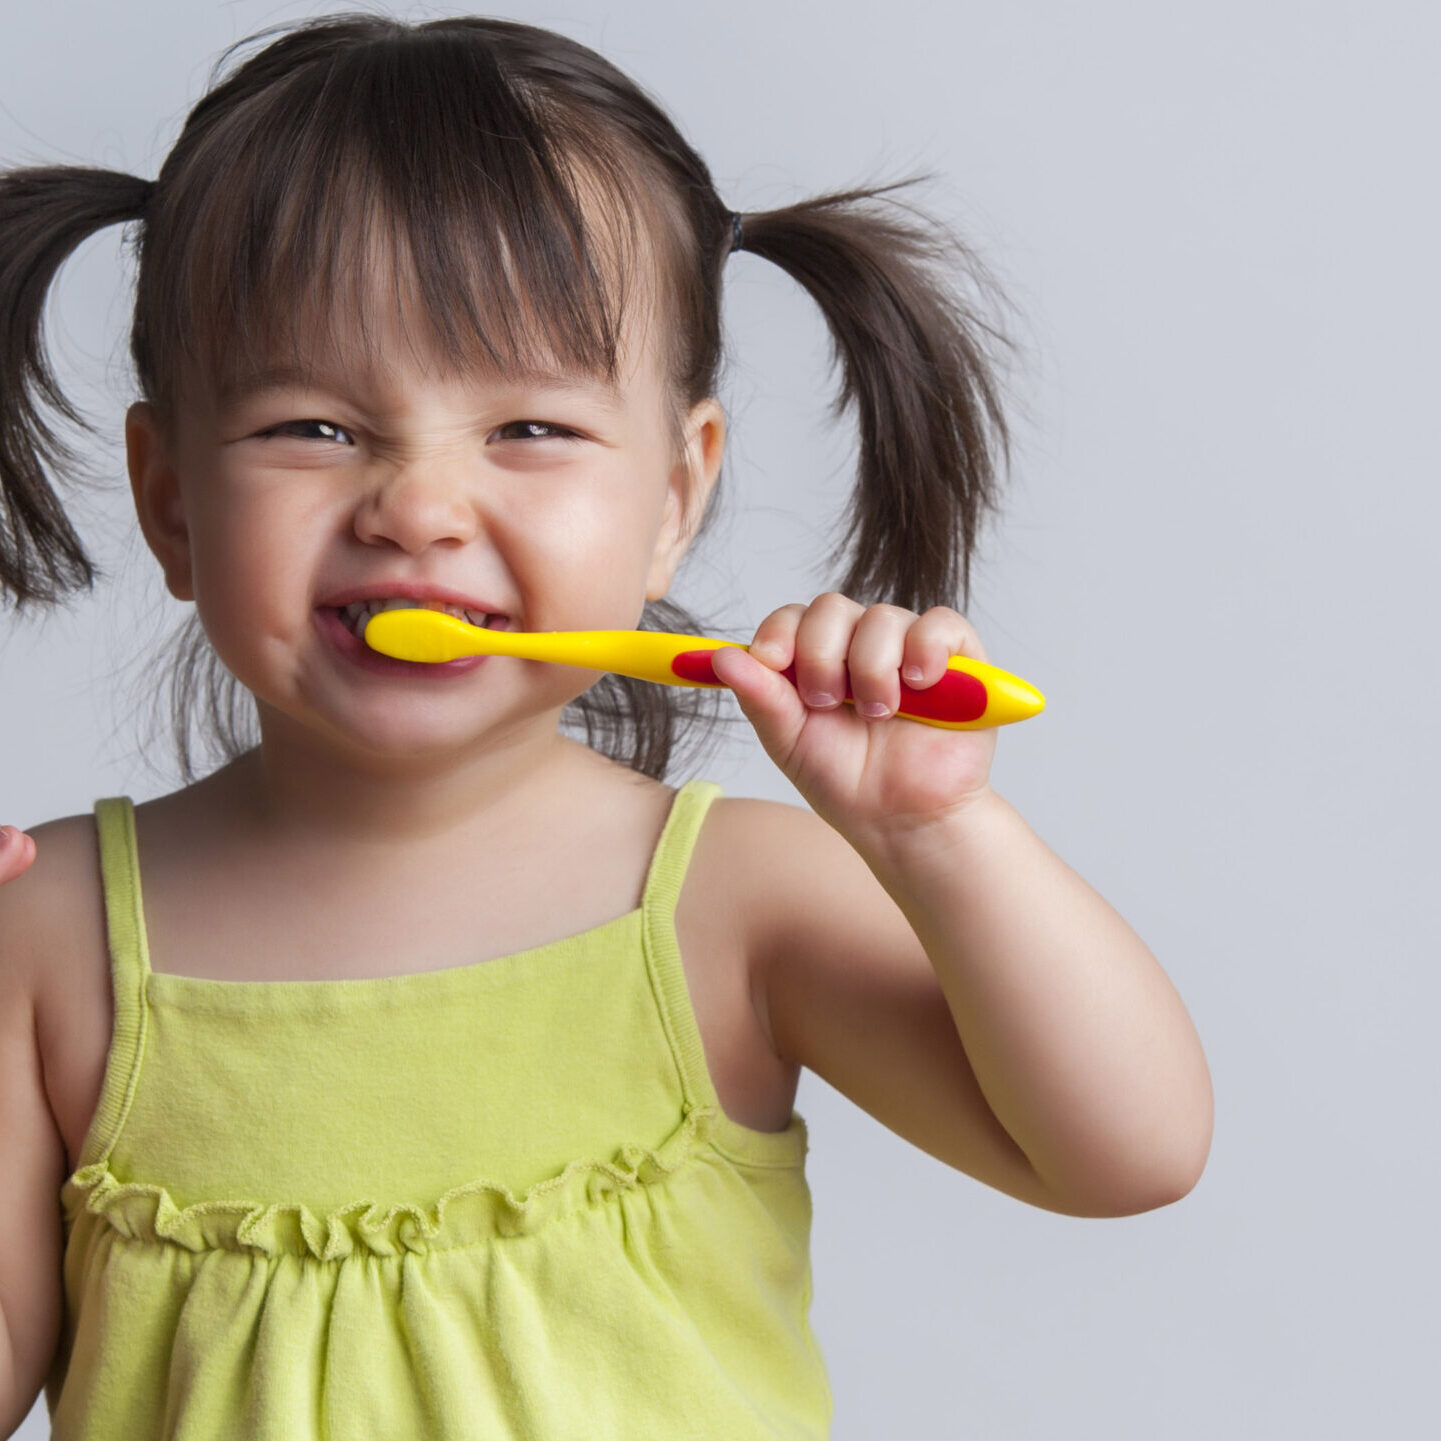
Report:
193,729,605,855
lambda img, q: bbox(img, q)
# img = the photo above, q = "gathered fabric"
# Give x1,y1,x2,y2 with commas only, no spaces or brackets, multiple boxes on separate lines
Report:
46,779,833,1440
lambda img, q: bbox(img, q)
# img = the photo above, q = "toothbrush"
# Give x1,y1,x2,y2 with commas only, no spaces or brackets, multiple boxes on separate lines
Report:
362,609,1045,729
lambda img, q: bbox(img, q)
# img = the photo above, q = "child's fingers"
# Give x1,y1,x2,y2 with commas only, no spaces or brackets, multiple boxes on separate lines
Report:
709,643,808,737
746,603,808,670
901,606,990,686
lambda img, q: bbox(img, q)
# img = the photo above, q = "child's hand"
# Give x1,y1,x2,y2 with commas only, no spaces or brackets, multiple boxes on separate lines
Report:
0,825,36,884
708,594,998,851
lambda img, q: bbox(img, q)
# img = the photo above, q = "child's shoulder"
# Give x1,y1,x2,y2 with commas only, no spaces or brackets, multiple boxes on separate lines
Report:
699,791,905,972
2,805,110,985
0,809,105,988
677,785,835,921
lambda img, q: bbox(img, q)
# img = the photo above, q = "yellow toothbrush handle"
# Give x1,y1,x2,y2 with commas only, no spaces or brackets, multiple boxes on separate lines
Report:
362,610,1044,729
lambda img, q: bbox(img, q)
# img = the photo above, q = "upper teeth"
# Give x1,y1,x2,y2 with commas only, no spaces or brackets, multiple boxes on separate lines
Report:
340,597,493,631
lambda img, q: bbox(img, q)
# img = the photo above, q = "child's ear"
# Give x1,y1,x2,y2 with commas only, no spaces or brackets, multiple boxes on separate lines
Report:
125,401,195,602
645,398,726,602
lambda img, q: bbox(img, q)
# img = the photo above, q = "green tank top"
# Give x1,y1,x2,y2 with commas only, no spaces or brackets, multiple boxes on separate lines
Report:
46,779,833,1439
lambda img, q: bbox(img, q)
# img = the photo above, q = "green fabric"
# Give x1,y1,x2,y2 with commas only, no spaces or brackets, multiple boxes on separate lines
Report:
46,779,832,1439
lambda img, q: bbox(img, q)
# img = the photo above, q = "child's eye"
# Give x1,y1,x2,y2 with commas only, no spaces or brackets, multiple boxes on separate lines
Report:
494,420,582,442
256,418,581,445
263,419,355,444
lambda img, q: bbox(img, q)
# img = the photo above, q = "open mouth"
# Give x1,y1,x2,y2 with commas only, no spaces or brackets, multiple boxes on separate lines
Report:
333,598,508,641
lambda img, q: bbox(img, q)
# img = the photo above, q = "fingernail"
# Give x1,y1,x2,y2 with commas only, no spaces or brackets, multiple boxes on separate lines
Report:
903,666,923,684
805,691,836,707
859,701,890,717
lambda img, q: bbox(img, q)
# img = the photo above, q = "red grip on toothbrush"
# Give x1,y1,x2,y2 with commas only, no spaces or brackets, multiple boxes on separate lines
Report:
670,649,989,723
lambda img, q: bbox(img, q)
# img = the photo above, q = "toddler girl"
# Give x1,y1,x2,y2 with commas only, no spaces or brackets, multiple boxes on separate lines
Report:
0,13,1212,1439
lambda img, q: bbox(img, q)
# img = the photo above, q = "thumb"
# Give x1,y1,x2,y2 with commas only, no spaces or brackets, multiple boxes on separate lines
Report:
708,644,808,740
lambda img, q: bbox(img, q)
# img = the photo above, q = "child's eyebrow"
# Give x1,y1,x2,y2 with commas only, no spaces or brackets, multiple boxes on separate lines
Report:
217,364,627,413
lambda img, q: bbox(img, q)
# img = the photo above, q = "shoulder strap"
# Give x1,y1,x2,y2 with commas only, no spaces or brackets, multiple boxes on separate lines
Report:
81,797,151,1169
640,778,724,1115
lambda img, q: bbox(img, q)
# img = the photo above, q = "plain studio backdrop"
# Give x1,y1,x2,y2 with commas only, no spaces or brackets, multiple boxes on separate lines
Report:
2,2,1436,1437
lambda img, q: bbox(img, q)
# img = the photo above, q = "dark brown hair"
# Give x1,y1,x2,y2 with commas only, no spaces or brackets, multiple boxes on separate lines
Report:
0,11,1015,785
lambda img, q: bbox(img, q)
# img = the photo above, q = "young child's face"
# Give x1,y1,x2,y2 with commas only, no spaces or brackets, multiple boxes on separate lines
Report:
123,289,725,762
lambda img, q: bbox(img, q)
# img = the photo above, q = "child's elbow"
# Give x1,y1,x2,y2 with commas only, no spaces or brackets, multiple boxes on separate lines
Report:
1102,1110,1214,1217
1109,1159,1208,1216
1058,1158,1208,1218
1053,1105,1214,1219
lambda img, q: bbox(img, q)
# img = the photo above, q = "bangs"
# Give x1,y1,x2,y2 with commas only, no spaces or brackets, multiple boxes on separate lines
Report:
148,29,656,410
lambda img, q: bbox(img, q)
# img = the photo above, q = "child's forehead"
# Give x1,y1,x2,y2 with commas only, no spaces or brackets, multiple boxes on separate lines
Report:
212,220,662,395
201,285,660,414
212,351,635,411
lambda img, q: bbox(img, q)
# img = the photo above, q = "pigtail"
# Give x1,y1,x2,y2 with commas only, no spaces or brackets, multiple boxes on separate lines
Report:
733,174,1015,615
0,166,152,613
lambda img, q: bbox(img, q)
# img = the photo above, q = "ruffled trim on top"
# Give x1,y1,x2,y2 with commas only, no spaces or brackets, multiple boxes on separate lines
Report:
62,1102,722,1261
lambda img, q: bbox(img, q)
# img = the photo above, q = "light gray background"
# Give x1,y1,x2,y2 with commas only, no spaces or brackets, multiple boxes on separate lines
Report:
3,2,1436,1437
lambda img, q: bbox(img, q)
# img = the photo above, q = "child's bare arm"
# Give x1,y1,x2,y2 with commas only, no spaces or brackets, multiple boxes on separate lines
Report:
854,790,1214,1214
739,795,1212,1217
0,833,67,1436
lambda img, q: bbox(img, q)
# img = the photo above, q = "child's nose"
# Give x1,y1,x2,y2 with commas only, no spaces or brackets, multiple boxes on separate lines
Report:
351,461,483,552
